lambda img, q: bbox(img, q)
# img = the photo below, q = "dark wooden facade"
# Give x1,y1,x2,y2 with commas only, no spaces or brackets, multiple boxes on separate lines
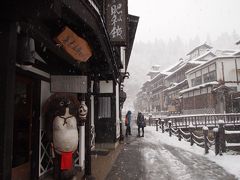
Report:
0,0,126,179
182,93,216,111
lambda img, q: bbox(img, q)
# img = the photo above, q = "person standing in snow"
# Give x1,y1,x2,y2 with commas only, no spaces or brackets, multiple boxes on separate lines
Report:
137,112,146,137
125,110,132,136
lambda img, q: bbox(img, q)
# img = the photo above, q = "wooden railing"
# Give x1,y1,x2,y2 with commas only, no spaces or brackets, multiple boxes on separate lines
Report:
150,113,240,128
151,114,240,155
167,121,216,154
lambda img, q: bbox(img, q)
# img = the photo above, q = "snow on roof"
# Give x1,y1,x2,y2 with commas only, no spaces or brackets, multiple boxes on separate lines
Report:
188,51,215,63
187,43,212,55
163,60,186,73
179,81,219,94
212,84,234,92
234,51,240,56
147,70,160,75
186,55,240,75
215,49,240,56
150,71,171,82
162,71,171,76
164,79,187,92
165,51,214,80
153,64,161,67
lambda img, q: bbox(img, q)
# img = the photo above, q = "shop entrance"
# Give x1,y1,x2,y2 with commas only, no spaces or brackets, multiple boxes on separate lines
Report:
12,75,33,180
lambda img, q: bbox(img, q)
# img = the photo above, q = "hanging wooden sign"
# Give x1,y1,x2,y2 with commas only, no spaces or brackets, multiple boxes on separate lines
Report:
105,0,128,45
55,26,92,62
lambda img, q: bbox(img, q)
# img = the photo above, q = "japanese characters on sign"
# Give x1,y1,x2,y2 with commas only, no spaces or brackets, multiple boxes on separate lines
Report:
55,26,92,62
51,75,87,93
106,0,128,45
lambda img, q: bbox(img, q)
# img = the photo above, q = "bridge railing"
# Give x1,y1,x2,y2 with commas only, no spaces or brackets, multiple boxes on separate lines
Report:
153,114,240,155
161,113,240,128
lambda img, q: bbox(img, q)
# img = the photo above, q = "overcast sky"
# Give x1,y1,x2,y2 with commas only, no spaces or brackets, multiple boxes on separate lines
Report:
128,0,240,43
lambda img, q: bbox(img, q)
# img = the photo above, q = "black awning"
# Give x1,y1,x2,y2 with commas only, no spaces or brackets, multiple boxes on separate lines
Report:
5,0,120,79
61,0,119,80
125,14,139,71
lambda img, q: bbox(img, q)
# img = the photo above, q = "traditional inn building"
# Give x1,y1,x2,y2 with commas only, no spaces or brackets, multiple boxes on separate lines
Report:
150,72,168,113
181,54,240,114
134,43,218,115
163,44,215,114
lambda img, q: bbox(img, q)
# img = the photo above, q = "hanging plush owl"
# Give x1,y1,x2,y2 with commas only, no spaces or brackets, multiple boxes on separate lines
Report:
43,93,81,180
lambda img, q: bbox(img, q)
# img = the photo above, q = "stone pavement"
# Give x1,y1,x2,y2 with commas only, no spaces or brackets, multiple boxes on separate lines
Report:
43,132,125,180
91,142,124,180
105,126,237,180
90,125,134,180
43,125,237,180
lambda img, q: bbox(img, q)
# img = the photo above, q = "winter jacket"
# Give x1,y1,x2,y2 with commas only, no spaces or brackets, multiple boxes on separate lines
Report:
126,111,131,126
137,113,145,127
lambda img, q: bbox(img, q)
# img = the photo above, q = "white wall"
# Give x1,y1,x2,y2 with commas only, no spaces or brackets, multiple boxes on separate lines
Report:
216,58,237,82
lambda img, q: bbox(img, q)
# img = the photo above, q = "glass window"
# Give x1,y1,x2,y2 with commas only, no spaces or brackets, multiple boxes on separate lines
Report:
191,76,202,86
98,97,111,118
195,76,202,86
203,70,216,83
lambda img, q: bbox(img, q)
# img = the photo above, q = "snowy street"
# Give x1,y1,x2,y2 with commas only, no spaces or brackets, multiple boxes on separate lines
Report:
106,126,238,180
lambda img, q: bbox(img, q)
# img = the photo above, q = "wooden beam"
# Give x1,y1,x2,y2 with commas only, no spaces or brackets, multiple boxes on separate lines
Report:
0,22,17,180
84,75,93,177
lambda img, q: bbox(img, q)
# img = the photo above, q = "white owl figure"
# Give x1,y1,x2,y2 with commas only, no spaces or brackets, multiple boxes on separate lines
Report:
79,101,88,119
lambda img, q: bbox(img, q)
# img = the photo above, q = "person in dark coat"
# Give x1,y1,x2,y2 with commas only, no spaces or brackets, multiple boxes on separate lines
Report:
137,112,146,137
125,110,132,136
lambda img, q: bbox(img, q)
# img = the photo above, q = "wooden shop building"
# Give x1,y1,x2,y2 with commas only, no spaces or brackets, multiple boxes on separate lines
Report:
0,0,138,179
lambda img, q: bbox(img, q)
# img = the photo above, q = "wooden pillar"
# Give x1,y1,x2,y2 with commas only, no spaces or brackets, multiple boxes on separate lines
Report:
156,119,159,131
218,120,226,154
189,126,194,146
168,121,172,137
84,75,95,179
161,119,164,133
178,129,181,141
0,22,17,180
203,126,209,154
213,127,219,155
119,107,124,141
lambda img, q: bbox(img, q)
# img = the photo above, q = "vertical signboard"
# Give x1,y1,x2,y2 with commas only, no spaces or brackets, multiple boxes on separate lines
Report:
105,0,128,45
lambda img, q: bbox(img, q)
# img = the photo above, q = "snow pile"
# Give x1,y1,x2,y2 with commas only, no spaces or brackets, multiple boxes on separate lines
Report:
146,126,240,179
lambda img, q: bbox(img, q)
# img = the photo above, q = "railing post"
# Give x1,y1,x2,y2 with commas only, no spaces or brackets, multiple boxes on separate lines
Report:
168,120,172,137
218,120,226,154
203,126,209,154
213,127,219,155
156,119,159,131
161,119,165,133
189,124,194,146
178,129,181,141
185,117,188,128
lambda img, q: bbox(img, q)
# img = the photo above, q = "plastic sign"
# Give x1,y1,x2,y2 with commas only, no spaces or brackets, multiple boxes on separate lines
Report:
55,26,92,62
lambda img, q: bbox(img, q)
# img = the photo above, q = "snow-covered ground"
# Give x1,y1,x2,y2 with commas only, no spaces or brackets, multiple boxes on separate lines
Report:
146,126,240,179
